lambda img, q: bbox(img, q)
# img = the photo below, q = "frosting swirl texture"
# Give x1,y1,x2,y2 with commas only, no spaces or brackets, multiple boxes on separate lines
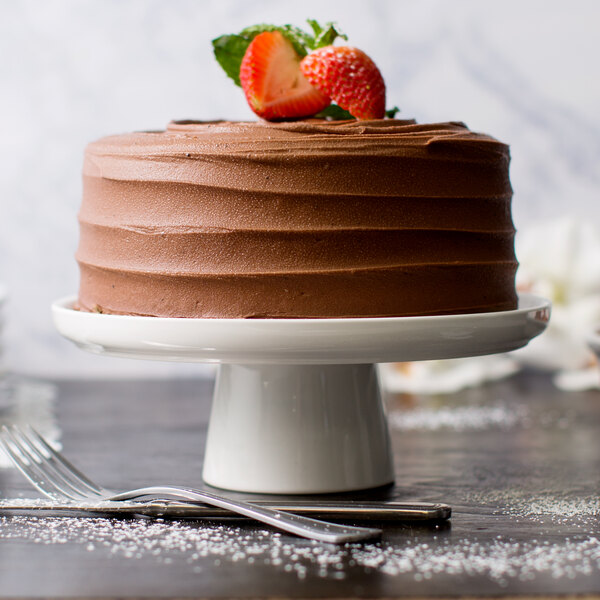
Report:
77,119,517,318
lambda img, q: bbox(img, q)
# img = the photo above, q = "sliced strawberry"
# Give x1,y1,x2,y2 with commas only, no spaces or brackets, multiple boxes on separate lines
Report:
300,46,386,120
239,31,330,120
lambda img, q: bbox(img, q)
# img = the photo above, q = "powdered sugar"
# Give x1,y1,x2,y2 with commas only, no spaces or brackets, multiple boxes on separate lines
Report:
1,513,599,585
351,537,600,584
388,399,574,432
466,489,600,526
388,402,528,431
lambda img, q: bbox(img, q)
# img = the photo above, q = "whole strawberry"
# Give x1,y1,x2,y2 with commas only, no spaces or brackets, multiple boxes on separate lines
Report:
300,46,385,120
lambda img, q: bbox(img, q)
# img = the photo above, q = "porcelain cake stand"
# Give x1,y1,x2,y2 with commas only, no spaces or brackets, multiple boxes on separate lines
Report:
52,293,550,494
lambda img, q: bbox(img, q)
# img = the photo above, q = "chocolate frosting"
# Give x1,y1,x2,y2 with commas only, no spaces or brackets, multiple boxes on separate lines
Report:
77,119,517,318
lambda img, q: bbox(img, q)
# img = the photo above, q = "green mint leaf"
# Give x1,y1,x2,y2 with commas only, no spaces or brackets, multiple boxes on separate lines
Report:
385,106,400,118
239,24,309,57
306,19,323,39
315,104,355,120
281,25,314,55
239,23,280,37
314,22,347,48
212,34,250,87
305,20,347,49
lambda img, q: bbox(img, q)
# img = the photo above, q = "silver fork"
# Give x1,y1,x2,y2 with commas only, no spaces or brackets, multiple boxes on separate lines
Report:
0,425,381,543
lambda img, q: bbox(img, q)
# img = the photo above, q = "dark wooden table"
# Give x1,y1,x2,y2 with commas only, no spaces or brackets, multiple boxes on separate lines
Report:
0,370,599,598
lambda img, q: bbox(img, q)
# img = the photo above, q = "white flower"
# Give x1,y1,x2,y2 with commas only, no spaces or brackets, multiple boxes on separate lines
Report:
512,218,600,386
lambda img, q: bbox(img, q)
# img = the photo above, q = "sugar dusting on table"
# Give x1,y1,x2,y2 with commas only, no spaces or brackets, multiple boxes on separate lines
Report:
388,402,529,431
1,512,599,584
388,400,574,432
467,489,600,524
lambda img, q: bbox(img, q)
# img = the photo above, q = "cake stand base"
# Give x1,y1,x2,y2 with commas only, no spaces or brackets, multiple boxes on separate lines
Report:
52,293,551,495
203,363,393,494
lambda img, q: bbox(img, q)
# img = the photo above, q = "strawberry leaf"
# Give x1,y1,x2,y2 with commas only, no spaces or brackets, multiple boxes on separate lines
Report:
306,19,323,38
315,104,355,120
385,106,400,118
313,22,347,49
239,24,309,57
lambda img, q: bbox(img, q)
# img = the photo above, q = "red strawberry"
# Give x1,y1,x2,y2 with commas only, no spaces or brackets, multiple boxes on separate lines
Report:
239,31,330,120
300,46,386,120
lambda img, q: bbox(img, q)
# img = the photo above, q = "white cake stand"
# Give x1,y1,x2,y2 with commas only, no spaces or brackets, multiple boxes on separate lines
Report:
52,293,550,494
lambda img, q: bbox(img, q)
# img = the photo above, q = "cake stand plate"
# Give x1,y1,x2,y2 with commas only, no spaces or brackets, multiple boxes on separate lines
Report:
52,293,550,494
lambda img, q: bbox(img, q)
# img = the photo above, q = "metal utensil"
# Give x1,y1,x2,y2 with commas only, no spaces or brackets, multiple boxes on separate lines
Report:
0,425,381,543
0,498,451,520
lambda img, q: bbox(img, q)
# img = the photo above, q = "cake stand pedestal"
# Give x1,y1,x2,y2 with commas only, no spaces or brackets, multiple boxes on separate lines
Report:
52,293,550,494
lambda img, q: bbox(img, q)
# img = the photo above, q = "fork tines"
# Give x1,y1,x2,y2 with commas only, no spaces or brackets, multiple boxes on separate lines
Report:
0,425,104,502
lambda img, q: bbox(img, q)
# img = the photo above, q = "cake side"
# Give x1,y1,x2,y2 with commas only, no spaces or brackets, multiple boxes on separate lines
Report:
76,119,517,318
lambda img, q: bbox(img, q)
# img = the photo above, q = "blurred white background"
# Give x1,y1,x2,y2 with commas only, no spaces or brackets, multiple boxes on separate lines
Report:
0,0,599,378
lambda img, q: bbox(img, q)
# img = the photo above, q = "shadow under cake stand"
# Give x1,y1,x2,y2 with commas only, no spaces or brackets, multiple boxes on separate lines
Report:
52,293,550,495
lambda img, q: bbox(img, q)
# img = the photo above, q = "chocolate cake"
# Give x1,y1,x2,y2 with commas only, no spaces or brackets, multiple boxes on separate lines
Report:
76,119,517,318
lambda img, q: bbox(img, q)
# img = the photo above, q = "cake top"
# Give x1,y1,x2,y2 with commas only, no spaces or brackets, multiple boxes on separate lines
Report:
83,120,511,200
86,118,508,157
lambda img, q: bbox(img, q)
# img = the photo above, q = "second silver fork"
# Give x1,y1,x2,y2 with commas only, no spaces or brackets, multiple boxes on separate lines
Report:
0,425,381,544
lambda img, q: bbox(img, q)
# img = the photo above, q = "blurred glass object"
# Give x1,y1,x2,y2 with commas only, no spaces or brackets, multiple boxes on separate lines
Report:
0,285,61,467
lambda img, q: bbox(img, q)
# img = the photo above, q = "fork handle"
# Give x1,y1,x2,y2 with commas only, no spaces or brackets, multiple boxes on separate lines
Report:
106,486,381,543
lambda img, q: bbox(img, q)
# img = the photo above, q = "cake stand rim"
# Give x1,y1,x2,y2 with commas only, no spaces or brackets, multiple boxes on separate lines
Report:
51,293,551,365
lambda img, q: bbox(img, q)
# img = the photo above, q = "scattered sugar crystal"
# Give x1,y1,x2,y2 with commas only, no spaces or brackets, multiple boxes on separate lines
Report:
388,400,573,432
0,514,599,583
388,402,529,431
